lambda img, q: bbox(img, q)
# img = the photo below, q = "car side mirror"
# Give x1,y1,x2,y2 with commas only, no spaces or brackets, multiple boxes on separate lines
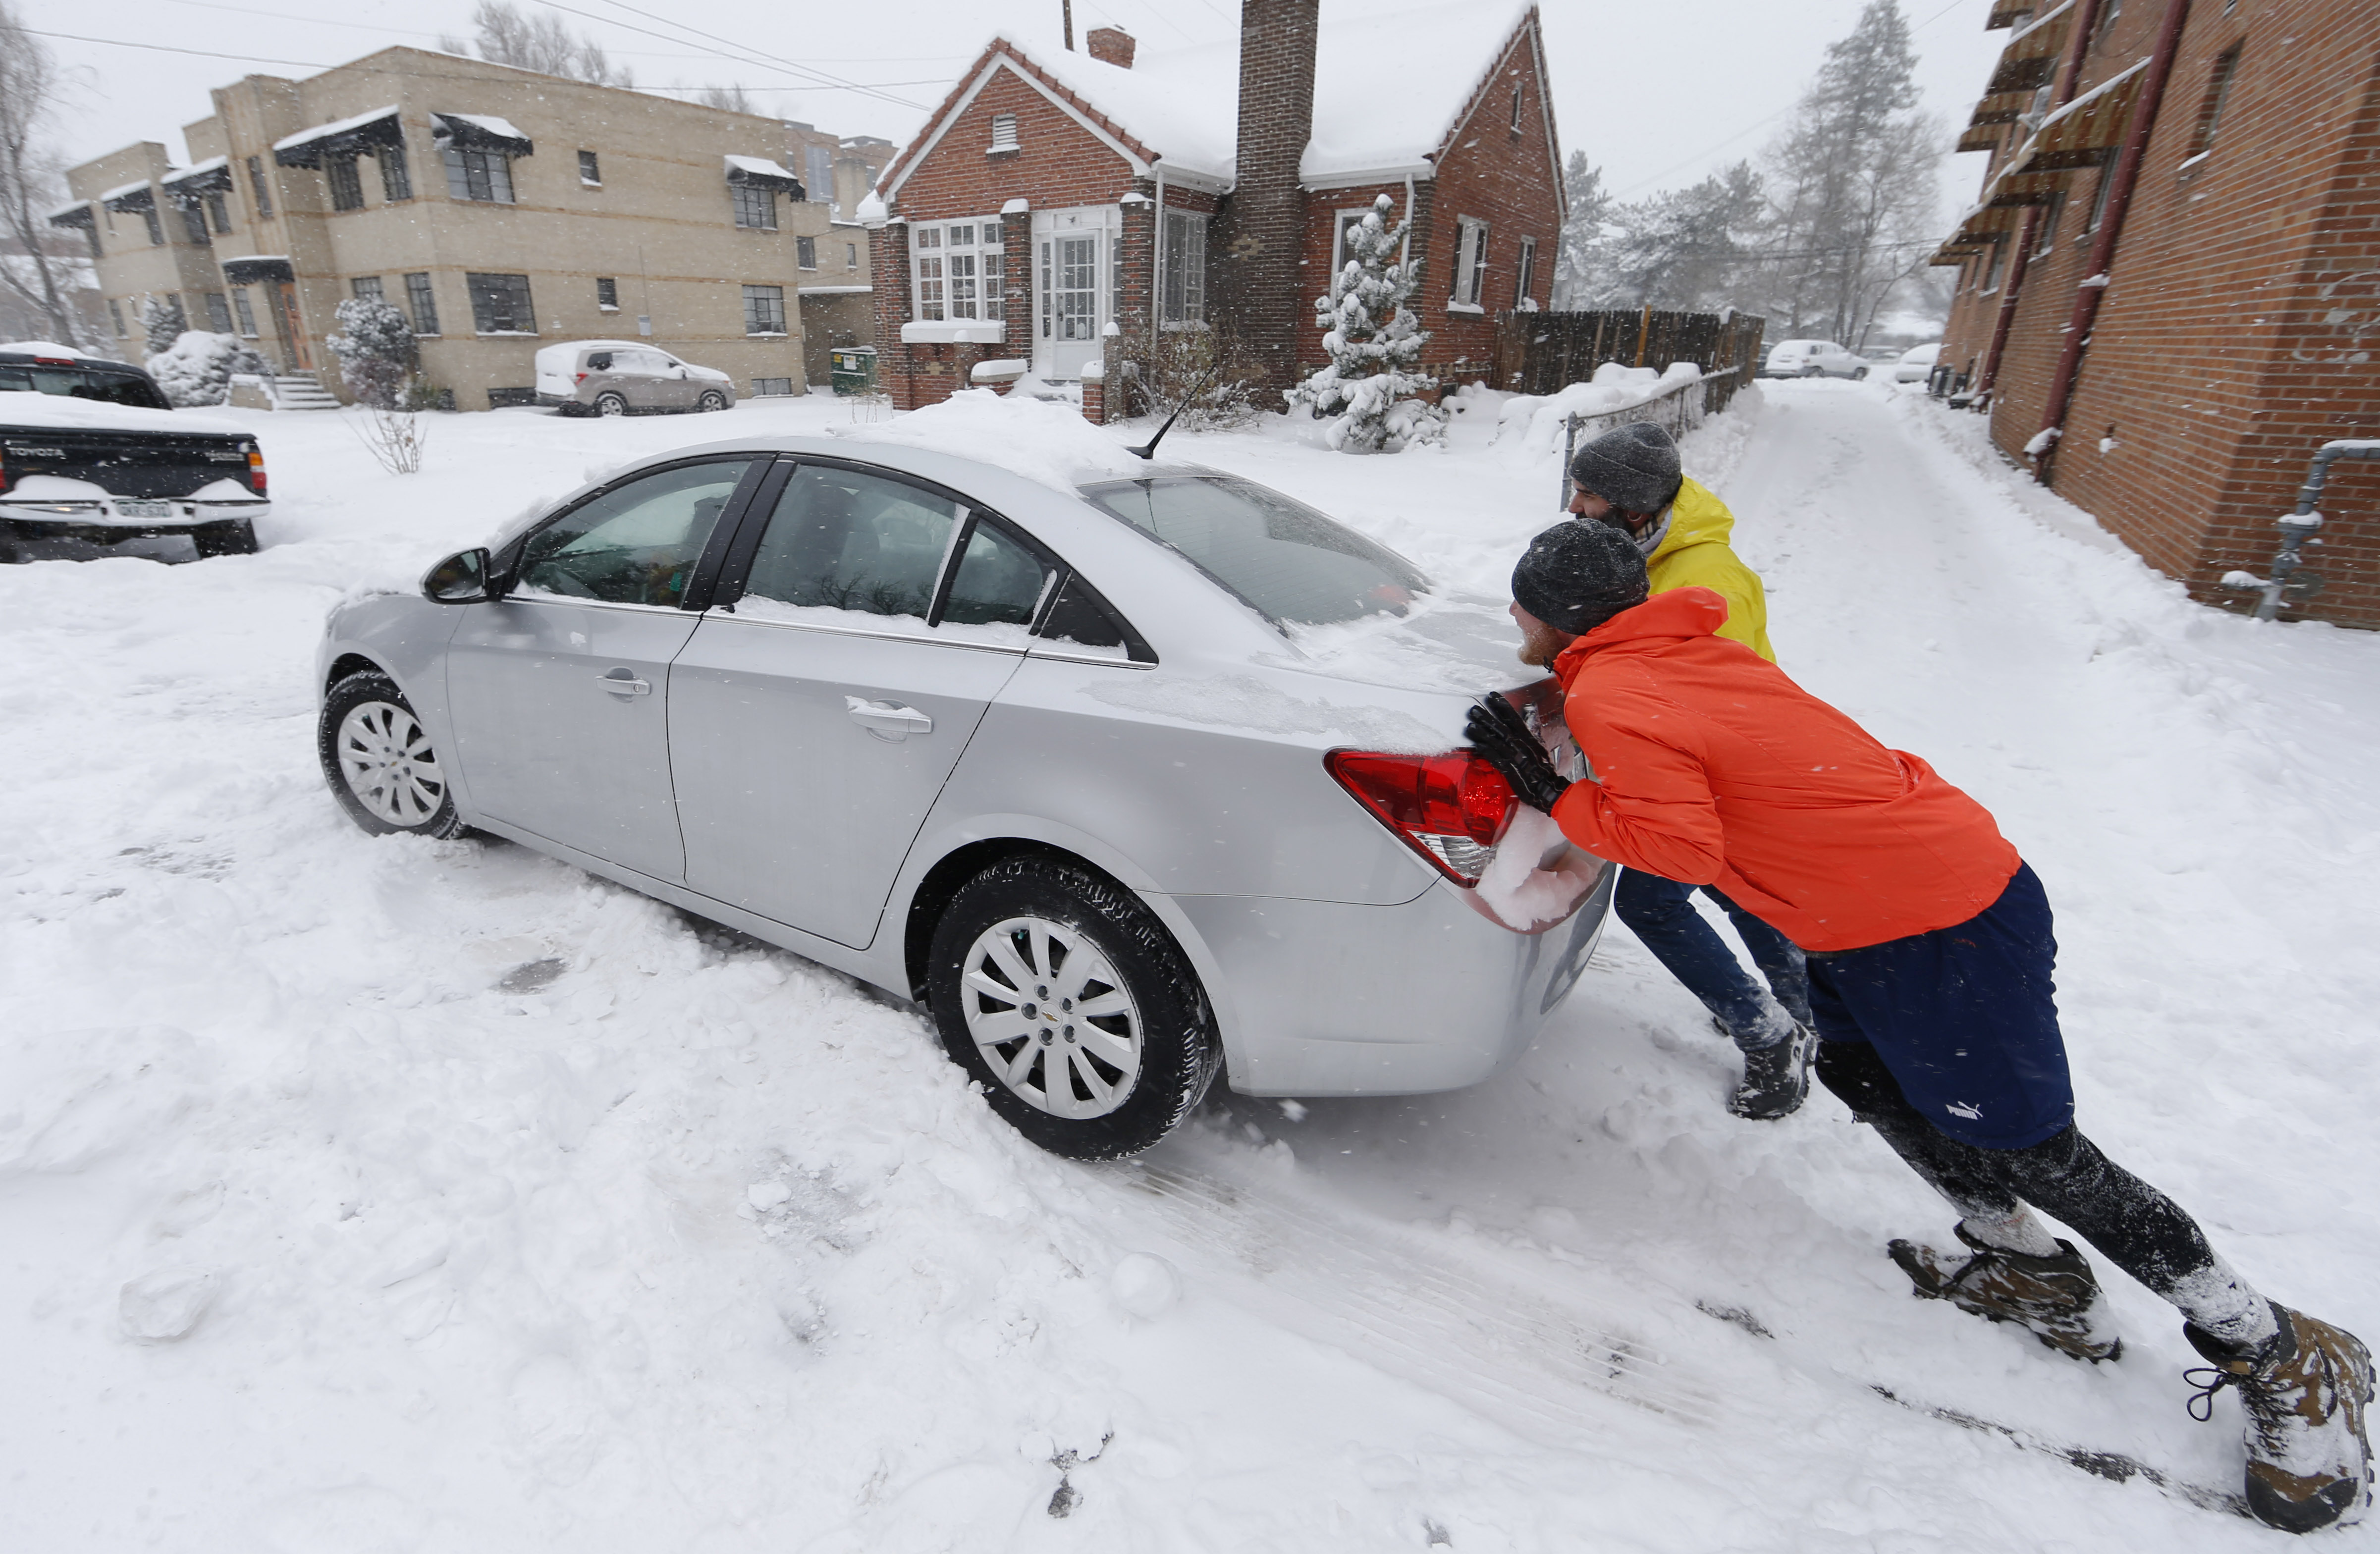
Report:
424,547,492,603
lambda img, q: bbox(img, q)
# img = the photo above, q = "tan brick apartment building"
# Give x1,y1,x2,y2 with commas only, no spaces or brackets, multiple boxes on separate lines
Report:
1932,0,2380,627
54,48,877,408
864,0,1563,417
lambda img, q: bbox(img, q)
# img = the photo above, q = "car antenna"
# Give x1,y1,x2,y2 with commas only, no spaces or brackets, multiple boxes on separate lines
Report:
1126,364,1221,461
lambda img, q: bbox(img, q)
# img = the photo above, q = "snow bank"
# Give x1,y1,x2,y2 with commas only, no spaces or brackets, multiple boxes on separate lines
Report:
147,331,271,409
1496,363,1703,458
829,387,1147,492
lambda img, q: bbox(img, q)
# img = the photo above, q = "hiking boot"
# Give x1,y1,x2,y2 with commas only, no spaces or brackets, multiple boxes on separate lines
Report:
1888,1223,2122,1362
2186,1303,2374,1534
1728,1020,1813,1120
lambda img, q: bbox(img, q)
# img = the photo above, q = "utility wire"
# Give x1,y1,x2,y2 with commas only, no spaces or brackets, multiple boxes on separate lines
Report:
561,0,924,110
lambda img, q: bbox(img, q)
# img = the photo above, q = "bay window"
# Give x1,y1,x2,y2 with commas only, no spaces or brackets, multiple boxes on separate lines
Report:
911,216,1004,322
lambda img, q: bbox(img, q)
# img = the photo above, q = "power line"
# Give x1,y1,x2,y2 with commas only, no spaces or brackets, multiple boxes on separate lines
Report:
559,0,924,110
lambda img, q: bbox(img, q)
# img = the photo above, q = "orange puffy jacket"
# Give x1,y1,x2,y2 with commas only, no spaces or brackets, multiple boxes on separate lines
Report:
1547,587,2021,952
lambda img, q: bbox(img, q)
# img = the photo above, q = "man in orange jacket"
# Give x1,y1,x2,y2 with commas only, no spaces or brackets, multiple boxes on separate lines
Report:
1464,521,2372,1536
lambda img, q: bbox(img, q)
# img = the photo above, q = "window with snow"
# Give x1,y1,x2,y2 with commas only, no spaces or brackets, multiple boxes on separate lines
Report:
2032,192,2066,256
2189,45,2243,159
207,193,232,233
753,377,794,397
246,156,274,218
806,146,832,202
596,276,619,310
989,113,1020,153
579,150,601,185
732,183,778,230
205,292,234,333
108,298,127,337
845,242,858,269
1452,217,1489,309
405,273,439,335
232,289,258,338
466,272,535,334
444,147,515,204
141,207,163,247
1510,84,1523,132
744,283,787,335
798,236,817,270
180,201,211,246
379,148,413,202
326,155,366,213
352,275,384,302
912,218,1003,322
1515,237,1538,308
1161,210,1206,325
1332,206,1408,274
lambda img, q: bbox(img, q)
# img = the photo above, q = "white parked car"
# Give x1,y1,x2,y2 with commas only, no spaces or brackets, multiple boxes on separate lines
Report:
535,340,737,417
1893,343,1942,383
1762,339,1868,379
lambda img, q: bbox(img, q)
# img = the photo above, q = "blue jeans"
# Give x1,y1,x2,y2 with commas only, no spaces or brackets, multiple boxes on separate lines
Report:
1614,869,1812,1047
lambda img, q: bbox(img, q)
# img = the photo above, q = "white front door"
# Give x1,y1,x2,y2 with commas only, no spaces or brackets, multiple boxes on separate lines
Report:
1031,206,1116,381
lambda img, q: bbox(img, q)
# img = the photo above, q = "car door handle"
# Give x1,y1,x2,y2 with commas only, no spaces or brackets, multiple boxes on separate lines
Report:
844,696,931,740
597,668,651,697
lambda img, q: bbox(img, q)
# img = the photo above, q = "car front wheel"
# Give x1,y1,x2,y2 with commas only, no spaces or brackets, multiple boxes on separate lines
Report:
927,855,1220,1160
1853,366,1870,380
595,392,628,417
319,669,466,839
697,390,727,412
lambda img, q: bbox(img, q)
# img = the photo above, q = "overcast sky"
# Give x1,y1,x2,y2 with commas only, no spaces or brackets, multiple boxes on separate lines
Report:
23,0,2003,216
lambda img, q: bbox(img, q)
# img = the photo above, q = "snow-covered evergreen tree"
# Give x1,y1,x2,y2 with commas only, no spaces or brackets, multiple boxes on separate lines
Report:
325,297,417,409
139,293,186,359
145,330,269,407
1288,194,1443,454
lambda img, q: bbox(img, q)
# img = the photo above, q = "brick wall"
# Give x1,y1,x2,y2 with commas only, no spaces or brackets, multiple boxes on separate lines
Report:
1211,0,1320,392
1941,0,2380,627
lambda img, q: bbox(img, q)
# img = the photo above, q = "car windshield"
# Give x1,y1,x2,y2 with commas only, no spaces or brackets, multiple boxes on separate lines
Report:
0,363,170,408
1077,473,1428,627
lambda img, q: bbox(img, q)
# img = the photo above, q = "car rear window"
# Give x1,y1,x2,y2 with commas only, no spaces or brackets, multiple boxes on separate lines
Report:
0,363,170,409
1076,474,1427,627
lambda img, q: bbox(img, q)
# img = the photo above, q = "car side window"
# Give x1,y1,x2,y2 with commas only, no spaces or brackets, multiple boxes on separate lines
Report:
943,518,1056,627
517,458,754,607
738,464,961,623
585,351,612,372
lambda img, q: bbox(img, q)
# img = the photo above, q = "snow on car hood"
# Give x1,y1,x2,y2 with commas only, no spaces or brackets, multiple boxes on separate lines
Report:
830,388,1147,492
0,390,253,437
684,363,731,382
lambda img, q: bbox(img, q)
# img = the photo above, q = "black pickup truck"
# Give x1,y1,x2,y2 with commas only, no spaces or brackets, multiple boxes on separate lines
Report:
0,345,269,562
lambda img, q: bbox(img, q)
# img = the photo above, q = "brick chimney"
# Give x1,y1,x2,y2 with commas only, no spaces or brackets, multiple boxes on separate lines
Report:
1212,0,1319,392
1086,26,1136,68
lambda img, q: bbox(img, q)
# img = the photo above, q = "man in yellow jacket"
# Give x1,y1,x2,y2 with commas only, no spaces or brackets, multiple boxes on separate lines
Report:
1564,421,1812,1119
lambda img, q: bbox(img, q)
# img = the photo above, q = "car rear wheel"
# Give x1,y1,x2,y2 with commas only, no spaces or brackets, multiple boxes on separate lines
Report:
319,670,466,839
193,519,257,558
1853,366,1870,381
697,390,727,412
1801,366,1824,378
927,855,1219,1160
595,392,628,417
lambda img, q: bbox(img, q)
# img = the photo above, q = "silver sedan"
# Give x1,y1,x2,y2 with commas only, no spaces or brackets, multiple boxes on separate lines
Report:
315,435,1613,1158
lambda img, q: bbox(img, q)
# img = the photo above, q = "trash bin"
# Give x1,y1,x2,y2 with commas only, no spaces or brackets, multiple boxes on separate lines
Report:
830,347,877,396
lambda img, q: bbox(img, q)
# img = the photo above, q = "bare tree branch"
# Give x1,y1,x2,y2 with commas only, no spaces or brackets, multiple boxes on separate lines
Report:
0,0,88,346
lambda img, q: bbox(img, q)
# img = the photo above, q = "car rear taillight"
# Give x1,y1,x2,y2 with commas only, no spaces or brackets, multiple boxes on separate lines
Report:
575,372,588,384
246,444,266,496
1326,749,1516,885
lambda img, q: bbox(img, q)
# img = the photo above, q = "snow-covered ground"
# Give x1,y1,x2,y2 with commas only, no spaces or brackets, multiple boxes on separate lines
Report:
4,382,2376,1551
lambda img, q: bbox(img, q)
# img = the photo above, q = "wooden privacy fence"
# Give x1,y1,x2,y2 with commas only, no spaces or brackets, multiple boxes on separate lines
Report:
1496,305,1768,416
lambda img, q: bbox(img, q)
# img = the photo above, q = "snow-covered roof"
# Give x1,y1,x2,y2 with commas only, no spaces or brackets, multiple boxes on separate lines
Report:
273,104,400,153
435,111,526,143
45,200,93,224
724,154,798,181
163,156,229,183
98,179,153,206
890,0,1543,195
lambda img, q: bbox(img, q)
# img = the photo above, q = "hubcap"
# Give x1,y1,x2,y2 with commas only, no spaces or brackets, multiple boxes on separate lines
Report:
336,700,447,826
598,397,625,416
959,916,1142,1119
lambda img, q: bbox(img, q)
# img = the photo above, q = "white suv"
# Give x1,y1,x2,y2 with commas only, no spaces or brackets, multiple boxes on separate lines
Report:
1762,339,1869,379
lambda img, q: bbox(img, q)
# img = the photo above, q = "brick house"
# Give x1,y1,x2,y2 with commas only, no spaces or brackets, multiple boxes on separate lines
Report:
1930,0,2380,628
863,0,1564,419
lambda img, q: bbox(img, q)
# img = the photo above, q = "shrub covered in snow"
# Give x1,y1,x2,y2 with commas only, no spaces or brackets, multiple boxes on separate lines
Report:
139,294,187,360
1288,194,1443,454
145,330,270,408
325,297,418,410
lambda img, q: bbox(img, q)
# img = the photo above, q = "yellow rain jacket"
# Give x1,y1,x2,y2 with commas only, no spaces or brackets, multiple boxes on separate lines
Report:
1644,477,1774,662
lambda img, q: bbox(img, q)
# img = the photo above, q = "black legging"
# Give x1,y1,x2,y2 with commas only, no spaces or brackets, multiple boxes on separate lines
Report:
1817,1041,2225,1312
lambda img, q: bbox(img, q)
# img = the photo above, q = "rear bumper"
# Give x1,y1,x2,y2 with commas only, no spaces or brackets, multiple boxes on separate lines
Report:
0,496,269,529
536,392,582,409
1170,864,1616,1097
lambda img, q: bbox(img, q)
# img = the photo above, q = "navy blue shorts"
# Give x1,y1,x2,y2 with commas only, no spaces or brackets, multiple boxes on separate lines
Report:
1804,862,2074,1150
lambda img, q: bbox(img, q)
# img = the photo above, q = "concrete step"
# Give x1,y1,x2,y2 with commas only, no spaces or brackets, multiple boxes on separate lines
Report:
272,373,342,410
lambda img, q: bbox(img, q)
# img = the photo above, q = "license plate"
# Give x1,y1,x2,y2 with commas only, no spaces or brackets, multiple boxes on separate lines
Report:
114,499,175,519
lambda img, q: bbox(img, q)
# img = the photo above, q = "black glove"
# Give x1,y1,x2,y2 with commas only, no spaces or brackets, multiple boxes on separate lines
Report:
1465,693,1571,814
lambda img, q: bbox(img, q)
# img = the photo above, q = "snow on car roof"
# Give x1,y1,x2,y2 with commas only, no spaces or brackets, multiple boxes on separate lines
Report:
0,389,252,437
828,387,1153,493
0,340,106,360
272,104,401,152
920,0,1537,187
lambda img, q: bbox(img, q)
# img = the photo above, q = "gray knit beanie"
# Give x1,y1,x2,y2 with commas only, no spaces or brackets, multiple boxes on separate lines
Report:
1568,421,1683,516
1511,519,1649,636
